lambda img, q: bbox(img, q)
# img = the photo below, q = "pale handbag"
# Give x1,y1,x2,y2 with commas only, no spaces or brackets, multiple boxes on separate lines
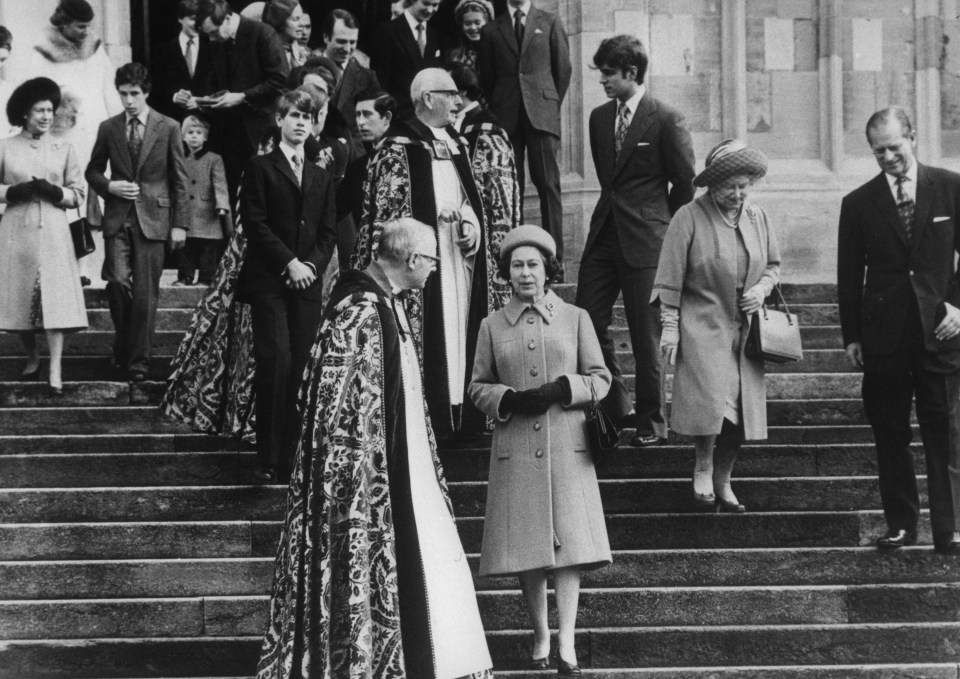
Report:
744,284,803,364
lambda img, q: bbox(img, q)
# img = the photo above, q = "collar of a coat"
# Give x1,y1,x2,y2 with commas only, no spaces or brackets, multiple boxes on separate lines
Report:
503,289,560,325
34,24,102,63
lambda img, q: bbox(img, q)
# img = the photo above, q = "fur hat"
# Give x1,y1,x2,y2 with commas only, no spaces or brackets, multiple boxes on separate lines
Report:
7,77,61,127
499,224,557,262
58,0,94,23
693,139,768,188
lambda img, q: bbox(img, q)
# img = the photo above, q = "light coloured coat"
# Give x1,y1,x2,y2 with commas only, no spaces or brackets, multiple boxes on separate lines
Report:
183,149,230,240
469,290,612,577
651,194,781,440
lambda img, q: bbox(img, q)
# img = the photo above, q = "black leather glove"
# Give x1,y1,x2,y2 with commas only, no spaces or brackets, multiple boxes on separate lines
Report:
537,378,571,405
500,388,550,415
6,181,34,204
32,178,63,204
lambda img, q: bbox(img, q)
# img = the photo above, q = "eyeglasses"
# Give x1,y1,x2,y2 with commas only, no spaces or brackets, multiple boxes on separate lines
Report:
428,90,459,98
414,252,440,264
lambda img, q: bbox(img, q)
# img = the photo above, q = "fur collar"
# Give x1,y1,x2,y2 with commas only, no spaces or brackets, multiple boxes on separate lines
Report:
34,24,102,63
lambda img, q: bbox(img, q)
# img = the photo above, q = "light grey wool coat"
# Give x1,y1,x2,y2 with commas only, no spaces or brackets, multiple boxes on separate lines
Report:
183,149,231,239
468,290,613,577
651,194,781,440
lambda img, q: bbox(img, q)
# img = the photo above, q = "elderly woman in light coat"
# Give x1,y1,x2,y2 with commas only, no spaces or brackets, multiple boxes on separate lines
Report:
652,139,781,513
469,225,612,676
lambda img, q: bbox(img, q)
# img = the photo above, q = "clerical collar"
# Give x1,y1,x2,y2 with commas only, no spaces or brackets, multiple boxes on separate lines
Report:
503,289,558,325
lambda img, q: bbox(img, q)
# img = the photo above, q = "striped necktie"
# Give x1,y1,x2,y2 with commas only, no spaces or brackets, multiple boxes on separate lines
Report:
896,176,914,243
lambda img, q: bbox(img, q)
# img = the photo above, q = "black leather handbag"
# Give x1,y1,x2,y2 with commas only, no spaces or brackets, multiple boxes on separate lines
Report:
69,217,96,259
745,284,803,364
585,381,619,460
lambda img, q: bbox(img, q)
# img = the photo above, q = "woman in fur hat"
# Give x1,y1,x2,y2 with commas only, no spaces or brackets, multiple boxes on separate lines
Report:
0,77,87,396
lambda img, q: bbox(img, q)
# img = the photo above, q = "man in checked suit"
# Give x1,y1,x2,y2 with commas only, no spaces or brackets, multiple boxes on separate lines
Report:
239,89,337,483
838,106,960,555
477,0,571,274
148,0,212,122
576,35,694,446
86,62,189,382
370,0,446,121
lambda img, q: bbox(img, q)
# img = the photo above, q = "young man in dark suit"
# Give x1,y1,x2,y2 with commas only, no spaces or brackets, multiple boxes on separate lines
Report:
370,0,446,120
477,0,571,273
838,106,960,555
195,0,289,204
86,62,189,382
148,0,212,122
575,35,695,446
240,89,338,482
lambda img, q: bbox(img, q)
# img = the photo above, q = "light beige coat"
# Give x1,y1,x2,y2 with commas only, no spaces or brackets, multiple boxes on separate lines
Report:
468,290,612,577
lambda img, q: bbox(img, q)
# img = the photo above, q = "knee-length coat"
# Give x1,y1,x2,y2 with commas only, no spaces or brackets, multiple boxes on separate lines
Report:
650,194,781,440
469,290,613,577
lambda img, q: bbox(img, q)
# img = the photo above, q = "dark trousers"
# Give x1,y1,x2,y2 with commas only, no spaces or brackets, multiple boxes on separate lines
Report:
178,237,224,284
102,217,166,374
862,317,960,545
510,107,564,262
249,290,324,478
575,218,662,433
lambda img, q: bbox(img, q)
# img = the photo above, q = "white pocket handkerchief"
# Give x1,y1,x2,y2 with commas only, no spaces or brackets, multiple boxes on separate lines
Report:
934,216,951,223
535,28,543,34
636,142,650,147
435,49,441,57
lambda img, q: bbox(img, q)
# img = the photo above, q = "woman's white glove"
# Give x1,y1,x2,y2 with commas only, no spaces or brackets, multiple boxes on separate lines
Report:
739,284,767,315
659,305,680,366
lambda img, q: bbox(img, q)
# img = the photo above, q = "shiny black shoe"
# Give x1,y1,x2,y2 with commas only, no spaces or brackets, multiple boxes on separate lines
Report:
128,370,148,383
529,657,550,670
934,532,960,555
253,465,277,483
557,659,581,677
21,364,43,381
876,528,918,551
716,497,746,513
47,384,63,398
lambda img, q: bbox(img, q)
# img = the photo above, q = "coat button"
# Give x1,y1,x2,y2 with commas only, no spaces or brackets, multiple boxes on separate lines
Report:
534,421,542,431
528,341,536,350
535,449,543,458
530,367,539,376
526,317,535,324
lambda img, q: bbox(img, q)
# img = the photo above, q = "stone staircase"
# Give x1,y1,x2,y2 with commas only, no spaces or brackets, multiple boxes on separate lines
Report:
1,281,960,678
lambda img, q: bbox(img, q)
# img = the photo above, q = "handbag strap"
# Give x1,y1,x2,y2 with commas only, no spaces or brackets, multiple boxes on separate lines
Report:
771,283,791,315
589,379,598,407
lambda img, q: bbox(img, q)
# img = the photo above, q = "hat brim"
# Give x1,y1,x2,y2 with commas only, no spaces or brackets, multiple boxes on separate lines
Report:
693,147,768,188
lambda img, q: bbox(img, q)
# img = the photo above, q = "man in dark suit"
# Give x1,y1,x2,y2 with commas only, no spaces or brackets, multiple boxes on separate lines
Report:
148,0,212,122
838,106,960,555
370,0,446,120
477,0,571,272
195,0,289,204
240,89,338,482
575,35,695,446
86,63,189,382
321,9,380,152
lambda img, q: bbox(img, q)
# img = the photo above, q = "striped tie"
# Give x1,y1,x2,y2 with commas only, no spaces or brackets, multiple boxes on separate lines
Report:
896,176,914,243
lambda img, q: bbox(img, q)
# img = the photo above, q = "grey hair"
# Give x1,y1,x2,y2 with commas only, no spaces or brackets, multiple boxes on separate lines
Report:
376,218,436,263
410,67,453,111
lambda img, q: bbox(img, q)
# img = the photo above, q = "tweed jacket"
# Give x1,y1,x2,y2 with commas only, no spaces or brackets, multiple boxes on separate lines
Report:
183,148,231,239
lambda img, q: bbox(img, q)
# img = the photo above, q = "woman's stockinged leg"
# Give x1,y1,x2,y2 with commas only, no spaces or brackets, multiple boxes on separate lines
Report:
714,418,744,505
693,434,717,500
20,331,39,373
554,566,582,666
519,569,550,659
46,330,64,389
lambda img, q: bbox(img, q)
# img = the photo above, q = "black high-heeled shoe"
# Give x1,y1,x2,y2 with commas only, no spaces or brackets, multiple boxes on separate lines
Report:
21,364,43,380
557,658,582,676
716,496,746,513
529,656,550,670
47,384,63,397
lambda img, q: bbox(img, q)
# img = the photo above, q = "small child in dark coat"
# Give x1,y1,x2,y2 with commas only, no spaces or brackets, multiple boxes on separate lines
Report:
174,113,232,285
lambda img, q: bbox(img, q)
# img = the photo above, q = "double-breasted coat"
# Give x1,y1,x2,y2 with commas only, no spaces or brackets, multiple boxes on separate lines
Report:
651,194,781,440
183,148,230,240
469,290,612,577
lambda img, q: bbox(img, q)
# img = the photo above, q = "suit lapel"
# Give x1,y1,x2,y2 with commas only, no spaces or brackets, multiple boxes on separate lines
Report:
396,17,423,66
870,173,911,249
912,164,933,249
519,6,539,55
136,111,161,175
271,147,302,192
595,101,616,185
497,13,519,55
337,60,360,110
611,95,656,180
230,18,250,76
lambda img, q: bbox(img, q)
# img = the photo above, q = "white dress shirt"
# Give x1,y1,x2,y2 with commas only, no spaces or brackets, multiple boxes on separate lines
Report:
507,1,532,24
179,32,198,77
615,85,645,135
404,9,426,40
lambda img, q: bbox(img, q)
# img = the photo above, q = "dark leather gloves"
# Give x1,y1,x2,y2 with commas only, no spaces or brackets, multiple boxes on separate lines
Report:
32,179,63,204
499,379,571,416
6,181,34,204
538,378,571,405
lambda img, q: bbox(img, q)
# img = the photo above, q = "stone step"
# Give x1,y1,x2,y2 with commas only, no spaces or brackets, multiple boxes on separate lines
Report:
3,582,959,641
0,443,918,487
1,624,958,676
84,287,204,310
0,512,931,560
3,546,959,601
0,400,874,435
0,477,907,521
0,433,246,456
0,331,184,357
0,356,172,382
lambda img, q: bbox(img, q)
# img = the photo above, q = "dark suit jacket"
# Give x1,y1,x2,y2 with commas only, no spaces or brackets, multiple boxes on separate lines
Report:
370,14,446,118
207,16,289,148
239,146,337,302
86,109,189,241
332,58,381,148
148,35,213,121
584,95,695,268
838,164,960,364
477,6,571,137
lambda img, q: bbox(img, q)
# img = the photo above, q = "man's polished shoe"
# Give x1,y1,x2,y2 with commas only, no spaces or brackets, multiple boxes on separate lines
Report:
935,532,960,555
876,528,918,551
127,370,148,383
253,465,277,483
630,432,663,447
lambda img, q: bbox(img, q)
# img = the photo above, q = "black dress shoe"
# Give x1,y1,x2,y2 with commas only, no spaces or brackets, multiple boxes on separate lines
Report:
80,276,91,287
47,384,63,398
557,659,581,677
935,532,960,555
529,657,550,670
21,364,43,380
876,528,918,551
253,465,277,483
630,433,663,447
127,370,148,383
716,497,746,513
